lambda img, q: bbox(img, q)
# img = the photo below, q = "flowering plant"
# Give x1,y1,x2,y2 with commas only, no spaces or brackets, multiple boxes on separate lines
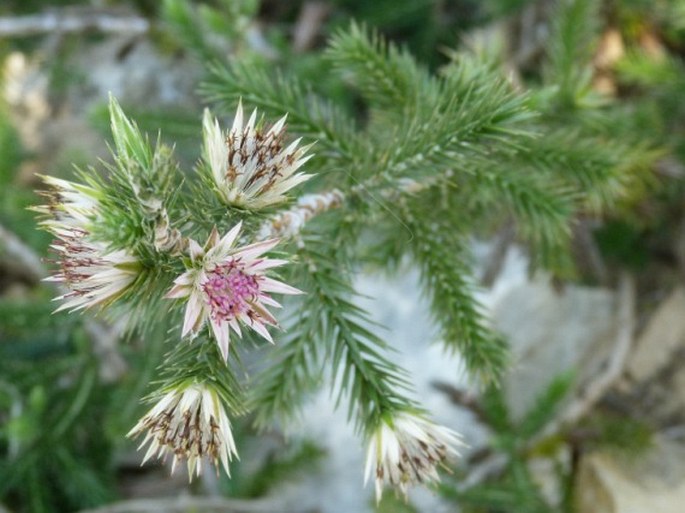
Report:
33,12,649,503
35,97,465,499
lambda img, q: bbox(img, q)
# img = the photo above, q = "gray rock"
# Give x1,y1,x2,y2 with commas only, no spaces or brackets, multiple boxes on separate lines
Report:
69,36,201,111
626,287,685,383
576,436,685,513
485,246,620,420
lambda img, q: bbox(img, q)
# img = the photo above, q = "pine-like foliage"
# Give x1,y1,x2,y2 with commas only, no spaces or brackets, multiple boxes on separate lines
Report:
200,14,651,398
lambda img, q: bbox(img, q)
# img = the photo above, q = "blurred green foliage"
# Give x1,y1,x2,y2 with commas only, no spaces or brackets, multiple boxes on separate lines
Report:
0,295,117,512
439,374,577,513
0,100,46,249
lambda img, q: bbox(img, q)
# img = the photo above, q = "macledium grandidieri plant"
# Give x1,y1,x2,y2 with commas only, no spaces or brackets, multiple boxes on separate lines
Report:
365,411,464,502
30,6,659,507
35,96,464,498
35,176,140,312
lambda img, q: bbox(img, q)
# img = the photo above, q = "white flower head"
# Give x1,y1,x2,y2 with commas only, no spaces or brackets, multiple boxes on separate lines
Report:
364,411,465,503
35,176,140,312
202,102,314,209
127,383,238,480
166,221,301,360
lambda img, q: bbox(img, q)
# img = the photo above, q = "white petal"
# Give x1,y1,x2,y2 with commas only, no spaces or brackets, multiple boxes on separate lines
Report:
231,100,244,133
246,108,258,131
229,319,242,338
249,258,289,271
189,239,204,263
211,319,231,361
204,224,242,262
165,283,190,299
268,114,288,135
250,320,274,343
260,277,303,295
230,238,279,262
182,293,205,336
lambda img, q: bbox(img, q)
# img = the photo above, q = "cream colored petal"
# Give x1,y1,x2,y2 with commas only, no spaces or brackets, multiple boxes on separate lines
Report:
182,293,205,336
268,113,288,135
189,239,204,263
203,109,228,187
249,258,289,271
205,226,220,251
231,99,244,134
230,238,279,262
249,320,274,343
211,319,231,361
260,277,303,295
245,108,258,131
165,283,190,299
205,222,243,262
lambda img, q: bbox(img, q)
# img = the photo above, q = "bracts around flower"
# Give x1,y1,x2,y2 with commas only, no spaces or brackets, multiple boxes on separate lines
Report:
34,175,141,312
127,382,238,479
46,231,140,312
202,102,314,210
166,221,302,361
364,410,465,503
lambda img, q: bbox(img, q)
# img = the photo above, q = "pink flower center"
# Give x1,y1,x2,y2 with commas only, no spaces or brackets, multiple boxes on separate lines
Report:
202,261,260,321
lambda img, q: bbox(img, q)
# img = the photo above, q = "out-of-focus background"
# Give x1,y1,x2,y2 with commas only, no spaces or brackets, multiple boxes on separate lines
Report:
1,1,685,512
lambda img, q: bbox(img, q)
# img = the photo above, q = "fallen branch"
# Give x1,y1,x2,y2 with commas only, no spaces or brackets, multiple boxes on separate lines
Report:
540,271,635,435
0,224,44,281
0,9,149,37
292,2,331,53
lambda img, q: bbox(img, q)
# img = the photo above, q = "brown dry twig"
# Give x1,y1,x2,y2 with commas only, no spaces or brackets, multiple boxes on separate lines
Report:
0,8,149,37
540,271,635,436
292,2,331,53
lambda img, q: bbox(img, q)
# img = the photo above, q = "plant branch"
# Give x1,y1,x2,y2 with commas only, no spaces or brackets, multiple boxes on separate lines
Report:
256,177,432,241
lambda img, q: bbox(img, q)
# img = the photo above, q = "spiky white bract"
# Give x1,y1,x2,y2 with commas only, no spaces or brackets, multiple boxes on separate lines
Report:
46,233,139,312
166,221,301,361
127,383,238,480
202,103,314,209
35,175,101,230
35,175,140,312
364,411,464,503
